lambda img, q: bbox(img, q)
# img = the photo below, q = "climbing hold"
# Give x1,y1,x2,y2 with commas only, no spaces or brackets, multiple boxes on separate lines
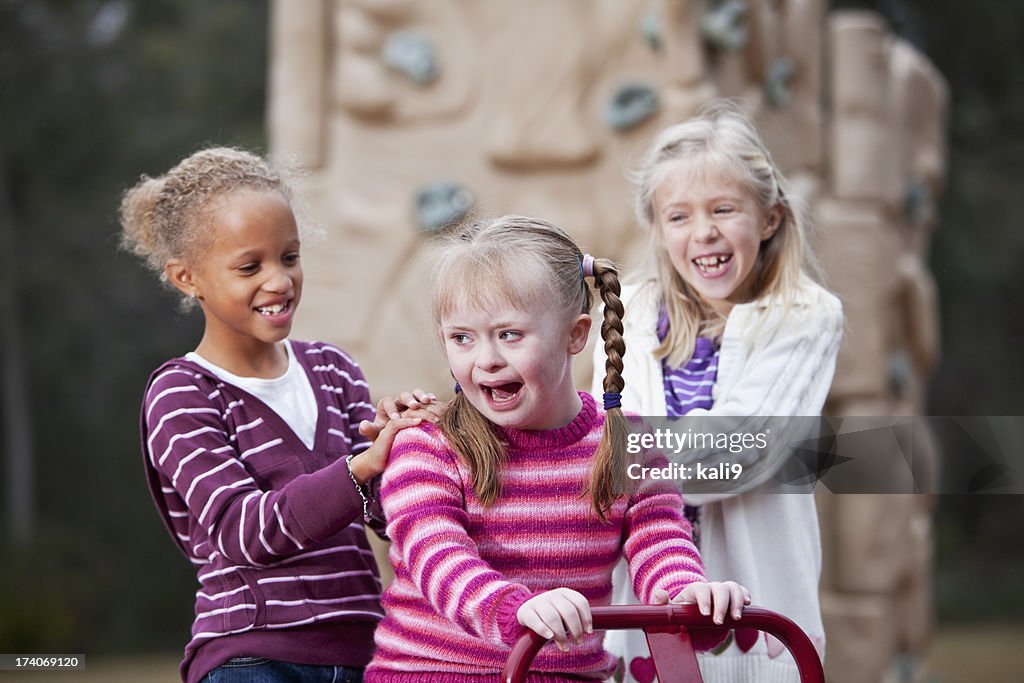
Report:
415,181,474,231
701,0,747,52
640,10,663,53
765,57,796,108
606,82,660,131
382,31,438,85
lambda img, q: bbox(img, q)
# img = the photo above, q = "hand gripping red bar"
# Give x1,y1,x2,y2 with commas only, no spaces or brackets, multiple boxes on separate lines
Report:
502,604,824,683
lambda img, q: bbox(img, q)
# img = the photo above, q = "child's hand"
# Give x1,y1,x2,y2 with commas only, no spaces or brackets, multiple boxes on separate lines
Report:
653,581,751,625
359,389,442,441
348,416,422,484
397,393,448,424
517,588,593,652
381,389,440,420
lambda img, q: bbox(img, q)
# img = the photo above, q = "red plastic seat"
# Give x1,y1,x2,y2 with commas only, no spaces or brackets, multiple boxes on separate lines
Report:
502,604,824,683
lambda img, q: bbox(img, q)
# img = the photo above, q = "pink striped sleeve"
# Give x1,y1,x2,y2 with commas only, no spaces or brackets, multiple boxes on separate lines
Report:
623,474,707,602
381,427,532,645
623,483,729,652
144,368,363,566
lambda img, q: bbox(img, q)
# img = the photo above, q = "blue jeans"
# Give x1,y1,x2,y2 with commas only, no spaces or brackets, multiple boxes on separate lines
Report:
202,657,364,683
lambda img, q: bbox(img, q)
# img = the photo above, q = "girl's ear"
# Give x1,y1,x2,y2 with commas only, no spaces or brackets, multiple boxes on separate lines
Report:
762,203,784,241
165,259,198,299
567,313,592,356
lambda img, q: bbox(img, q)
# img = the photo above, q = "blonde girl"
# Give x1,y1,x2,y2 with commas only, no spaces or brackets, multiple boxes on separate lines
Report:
121,147,429,683
365,216,747,683
594,103,843,682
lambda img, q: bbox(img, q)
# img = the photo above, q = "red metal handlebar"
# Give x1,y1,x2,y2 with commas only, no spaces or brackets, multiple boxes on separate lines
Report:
502,604,824,683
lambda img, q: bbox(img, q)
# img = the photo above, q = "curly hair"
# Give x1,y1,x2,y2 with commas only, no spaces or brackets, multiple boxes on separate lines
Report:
119,146,295,307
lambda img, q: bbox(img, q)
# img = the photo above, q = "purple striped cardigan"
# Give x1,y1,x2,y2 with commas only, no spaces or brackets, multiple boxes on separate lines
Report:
140,340,385,683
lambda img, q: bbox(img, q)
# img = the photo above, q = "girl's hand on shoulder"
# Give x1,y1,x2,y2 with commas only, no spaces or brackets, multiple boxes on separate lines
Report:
517,588,593,652
348,415,423,484
654,581,751,625
381,389,441,421
394,390,448,424
359,389,444,441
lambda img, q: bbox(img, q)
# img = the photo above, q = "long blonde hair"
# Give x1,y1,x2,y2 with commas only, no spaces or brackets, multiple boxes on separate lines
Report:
632,102,820,367
431,215,628,522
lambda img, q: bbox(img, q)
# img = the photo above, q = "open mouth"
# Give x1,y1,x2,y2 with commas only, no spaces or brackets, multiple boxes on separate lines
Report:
255,301,291,316
484,382,523,403
693,254,732,275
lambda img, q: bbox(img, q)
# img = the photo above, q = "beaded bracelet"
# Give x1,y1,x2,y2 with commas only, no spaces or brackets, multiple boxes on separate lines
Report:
345,454,372,524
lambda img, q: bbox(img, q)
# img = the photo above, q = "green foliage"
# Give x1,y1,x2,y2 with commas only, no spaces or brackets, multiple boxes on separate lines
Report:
1,0,268,654
832,0,1024,421
935,497,1024,621
830,0,1024,621
0,521,195,652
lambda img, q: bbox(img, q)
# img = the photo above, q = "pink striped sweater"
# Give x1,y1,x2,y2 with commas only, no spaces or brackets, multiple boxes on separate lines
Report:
140,340,385,683
365,392,708,683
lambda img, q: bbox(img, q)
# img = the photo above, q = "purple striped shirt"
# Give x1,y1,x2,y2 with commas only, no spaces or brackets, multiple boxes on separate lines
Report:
657,307,719,416
140,340,385,683
657,309,719,545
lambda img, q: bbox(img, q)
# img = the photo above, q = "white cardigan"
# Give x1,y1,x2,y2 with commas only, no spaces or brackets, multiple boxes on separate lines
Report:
592,277,842,683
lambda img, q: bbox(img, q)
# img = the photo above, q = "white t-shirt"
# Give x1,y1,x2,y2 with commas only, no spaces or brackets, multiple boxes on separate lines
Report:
186,339,317,449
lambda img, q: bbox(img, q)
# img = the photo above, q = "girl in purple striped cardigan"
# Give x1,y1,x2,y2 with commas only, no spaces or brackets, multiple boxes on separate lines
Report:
365,216,748,683
121,147,433,683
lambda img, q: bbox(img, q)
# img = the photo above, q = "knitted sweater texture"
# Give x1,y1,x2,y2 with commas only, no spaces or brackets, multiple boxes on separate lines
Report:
366,392,709,683
140,340,385,683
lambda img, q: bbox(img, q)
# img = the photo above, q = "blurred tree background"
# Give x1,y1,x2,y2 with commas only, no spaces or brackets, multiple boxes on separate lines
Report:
1,0,268,652
834,0,1024,624
0,0,1021,659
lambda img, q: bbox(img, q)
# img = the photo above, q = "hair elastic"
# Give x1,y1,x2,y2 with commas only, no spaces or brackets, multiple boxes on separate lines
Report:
454,382,462,394
602,392,622,411
581,253,596,278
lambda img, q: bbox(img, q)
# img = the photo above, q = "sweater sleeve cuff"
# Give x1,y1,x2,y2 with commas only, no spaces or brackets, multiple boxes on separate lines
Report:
288,457,365,541
665,576,705,601
652,572,705,604
363,474,388,538
496,589,539,646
